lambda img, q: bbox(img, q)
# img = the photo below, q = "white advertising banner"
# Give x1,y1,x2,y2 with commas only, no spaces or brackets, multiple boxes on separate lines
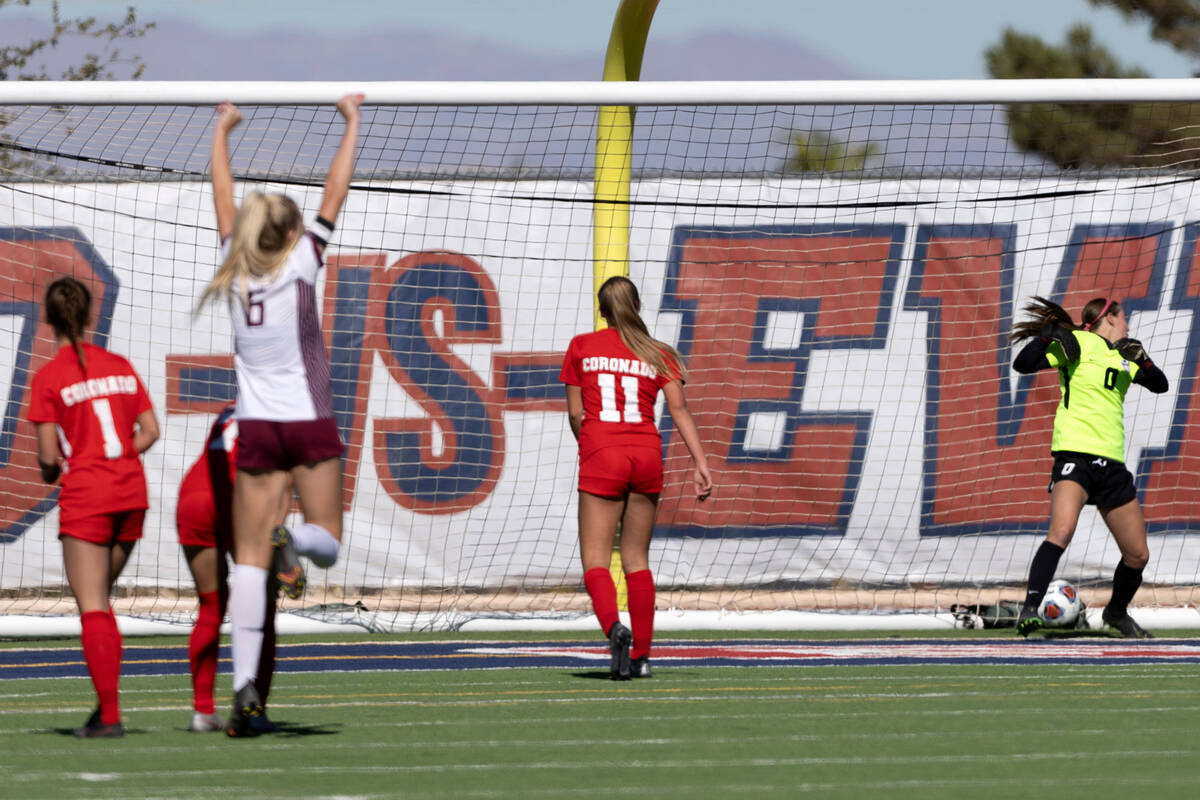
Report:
3,177,1200,591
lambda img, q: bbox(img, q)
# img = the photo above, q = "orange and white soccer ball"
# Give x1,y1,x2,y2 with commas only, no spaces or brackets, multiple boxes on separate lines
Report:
1038,579,1083,628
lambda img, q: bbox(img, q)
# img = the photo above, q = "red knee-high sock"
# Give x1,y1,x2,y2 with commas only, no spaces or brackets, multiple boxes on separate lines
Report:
80,610,121,725
625,569,656,660
584,567,620,636
108,605,123,665
189,591,222,714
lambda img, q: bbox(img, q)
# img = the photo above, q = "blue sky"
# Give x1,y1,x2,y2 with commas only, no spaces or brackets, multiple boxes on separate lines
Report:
48,0,1198,79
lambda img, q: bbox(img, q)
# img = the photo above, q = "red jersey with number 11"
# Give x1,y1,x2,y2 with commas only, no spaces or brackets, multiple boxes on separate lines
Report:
559,327,679,459
28,343,153,521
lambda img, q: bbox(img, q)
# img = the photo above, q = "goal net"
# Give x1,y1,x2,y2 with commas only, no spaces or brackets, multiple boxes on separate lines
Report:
3,80,1200,632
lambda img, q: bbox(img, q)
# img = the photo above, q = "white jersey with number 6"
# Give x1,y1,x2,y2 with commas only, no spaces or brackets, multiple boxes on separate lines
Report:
221,226,334,422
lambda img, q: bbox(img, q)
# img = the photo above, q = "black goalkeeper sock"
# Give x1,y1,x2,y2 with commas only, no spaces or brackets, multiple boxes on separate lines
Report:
1022,540,1066,613
1106,561,1144,619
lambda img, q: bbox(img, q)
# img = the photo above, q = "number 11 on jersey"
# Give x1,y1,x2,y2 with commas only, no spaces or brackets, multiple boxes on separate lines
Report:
597,372,641,423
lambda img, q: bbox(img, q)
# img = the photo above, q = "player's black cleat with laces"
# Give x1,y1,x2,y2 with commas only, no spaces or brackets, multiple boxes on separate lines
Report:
608,622,632,681
74,708,124,738
249,711,281,734
225,681,264,738
271,526,306,600
1102,609,1153,639
1015,608,1043,638
629,656,653,678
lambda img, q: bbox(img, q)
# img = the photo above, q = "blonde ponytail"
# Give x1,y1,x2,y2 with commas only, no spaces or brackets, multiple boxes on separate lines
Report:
198,192,304,311
597,276,685,381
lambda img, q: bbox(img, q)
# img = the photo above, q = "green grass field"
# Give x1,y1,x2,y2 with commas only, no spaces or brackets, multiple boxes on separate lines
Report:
1,631,1199,800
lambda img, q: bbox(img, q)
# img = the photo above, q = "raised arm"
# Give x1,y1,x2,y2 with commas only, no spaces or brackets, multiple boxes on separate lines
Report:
662,381,713,501
1117,338,1170,394
1012,337,1052,374
317,93,365,226
210,101,243,240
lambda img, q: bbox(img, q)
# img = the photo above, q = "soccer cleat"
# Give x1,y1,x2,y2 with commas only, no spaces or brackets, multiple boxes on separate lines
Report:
188,711,224,732
271,526,306,600
629,656,653,678
1102,609,1153,639
225,681,264,738
248,712,281,734
74,708,124,739
608,621,632,681
1015,608,1043,638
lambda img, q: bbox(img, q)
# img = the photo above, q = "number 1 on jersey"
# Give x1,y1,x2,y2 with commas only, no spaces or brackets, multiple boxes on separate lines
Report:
597,372,641,423
91,397,124,459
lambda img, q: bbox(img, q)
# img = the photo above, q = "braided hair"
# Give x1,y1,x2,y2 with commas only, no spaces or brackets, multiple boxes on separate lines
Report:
44,277,92,373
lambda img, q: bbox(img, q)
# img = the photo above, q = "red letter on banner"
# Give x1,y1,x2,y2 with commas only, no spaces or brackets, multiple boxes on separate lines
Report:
657,225,903,537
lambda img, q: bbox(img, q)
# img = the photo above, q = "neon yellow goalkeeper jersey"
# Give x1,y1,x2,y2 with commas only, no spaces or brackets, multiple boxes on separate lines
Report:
1044,329,1140,462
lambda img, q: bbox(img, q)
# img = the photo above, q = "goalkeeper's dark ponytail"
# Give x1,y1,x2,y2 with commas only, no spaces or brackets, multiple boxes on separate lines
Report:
1010,296,1077,343
1012,295,1122,343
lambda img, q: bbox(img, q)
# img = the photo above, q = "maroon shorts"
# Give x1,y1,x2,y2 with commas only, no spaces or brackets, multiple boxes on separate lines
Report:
59,509,145,545
579,445,663,498
236,417,345,472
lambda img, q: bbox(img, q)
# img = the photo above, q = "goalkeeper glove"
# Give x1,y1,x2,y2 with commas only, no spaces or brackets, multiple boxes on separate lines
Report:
1114,337,1151,367
1040,321,1080,362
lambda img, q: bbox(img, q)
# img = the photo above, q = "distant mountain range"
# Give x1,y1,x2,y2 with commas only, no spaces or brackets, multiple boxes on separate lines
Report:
5,14,861,81
4,13,1047,174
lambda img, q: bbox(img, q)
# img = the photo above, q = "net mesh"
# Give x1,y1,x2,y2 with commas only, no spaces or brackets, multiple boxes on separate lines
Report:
3,94,1200,630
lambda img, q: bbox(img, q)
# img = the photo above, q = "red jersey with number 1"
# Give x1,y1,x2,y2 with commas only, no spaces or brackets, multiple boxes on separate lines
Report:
27,343,153,520
559,327,679,459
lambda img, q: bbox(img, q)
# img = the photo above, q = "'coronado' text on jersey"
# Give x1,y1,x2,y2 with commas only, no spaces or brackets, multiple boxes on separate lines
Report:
60,375,140,407
580,356,657,379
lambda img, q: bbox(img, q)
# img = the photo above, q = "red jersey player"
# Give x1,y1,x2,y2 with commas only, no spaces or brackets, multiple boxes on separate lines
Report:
28,277,159,738
177,404,286,733
559,276,712,680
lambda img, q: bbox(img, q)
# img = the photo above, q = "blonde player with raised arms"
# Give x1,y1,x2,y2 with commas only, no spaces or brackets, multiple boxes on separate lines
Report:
200,93,363,736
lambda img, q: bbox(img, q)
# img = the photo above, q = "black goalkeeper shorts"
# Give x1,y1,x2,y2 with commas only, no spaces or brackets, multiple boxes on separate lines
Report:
1048,450,1138,509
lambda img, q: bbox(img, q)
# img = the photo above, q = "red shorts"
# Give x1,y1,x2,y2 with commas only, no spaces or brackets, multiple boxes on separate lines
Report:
59,509,145,545
176,487,233,549
578,445,663,498
236,417,345,472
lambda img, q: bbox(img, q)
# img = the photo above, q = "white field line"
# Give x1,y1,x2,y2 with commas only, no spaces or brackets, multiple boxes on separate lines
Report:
0,725,1191,758
6,747,1196,783
4,684,1200,718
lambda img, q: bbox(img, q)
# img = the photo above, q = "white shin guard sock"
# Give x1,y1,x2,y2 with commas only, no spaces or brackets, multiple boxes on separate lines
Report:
289,522,340,568
229,564,268,692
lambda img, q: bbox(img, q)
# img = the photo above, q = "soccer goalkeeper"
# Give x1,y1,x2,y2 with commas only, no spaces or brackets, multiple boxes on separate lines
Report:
1010,296,1168,639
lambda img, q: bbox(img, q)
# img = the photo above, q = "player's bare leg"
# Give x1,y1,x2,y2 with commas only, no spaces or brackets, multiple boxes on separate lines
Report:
1017,482,1086,636
63,537,134,737
578,491,632,679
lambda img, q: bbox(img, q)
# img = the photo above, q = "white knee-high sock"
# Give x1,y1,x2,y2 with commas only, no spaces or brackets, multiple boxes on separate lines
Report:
289,522,340,568
229,564,268,692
